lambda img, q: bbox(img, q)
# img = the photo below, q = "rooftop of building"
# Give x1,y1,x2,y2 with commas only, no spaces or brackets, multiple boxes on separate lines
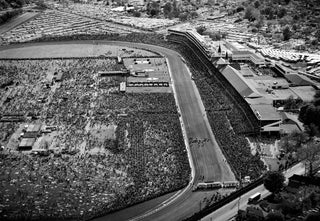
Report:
289,86,316,102
250,103,281,121
221,65,262,98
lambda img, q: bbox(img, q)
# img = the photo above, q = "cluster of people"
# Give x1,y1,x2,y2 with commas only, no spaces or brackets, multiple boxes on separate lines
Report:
0,151,132,220
207,112,265,180
112,112,189,204
0,56,191,219
0,60,54,116
167,34,265,180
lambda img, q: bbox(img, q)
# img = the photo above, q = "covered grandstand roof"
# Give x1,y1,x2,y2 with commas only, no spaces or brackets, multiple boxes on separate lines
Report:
284,73,318,86
221,65,262,98
214,57,229,66
289,86,316,102
250,104,281,121
280,124,301,134
231,51,265,65
245,97,273,105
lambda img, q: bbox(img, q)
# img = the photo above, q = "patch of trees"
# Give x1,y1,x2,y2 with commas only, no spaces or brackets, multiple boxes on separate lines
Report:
162,1,198,21
0,0,28,9
0,8,22,25
264,171,285,195
196,25,206,35
283,95,303,110
299,91,320,136
146,1,160,17
34,0,47,9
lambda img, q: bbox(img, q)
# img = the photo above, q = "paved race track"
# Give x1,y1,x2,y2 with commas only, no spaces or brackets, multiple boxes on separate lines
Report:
0,40,236,221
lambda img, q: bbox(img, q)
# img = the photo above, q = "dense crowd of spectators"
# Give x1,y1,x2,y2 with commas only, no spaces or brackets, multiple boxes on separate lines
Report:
0,58,190,220
166,34,265,179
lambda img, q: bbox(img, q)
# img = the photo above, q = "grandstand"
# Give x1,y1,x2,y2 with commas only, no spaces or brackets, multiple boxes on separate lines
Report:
167,29,260,134
167,29,317,134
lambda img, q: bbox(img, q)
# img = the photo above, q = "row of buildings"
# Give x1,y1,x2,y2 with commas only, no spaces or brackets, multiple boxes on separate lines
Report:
168,28,319,135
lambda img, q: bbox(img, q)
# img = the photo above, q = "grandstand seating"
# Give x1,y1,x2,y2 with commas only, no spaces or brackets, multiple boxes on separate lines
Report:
167,30,260,133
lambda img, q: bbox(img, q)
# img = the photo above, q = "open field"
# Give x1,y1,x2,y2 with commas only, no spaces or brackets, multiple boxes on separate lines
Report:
0,57,190,220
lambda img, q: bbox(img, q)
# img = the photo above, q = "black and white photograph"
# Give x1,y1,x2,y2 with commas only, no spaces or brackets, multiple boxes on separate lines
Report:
0,0,320,221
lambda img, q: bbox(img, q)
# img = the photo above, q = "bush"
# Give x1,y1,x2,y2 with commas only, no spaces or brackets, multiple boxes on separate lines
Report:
283,26,292,41
0,8,23,25
0,0,10,9
196,25,206,35
236,6,244,13
35,0,47,9
132,11,141,17
179,12,188,21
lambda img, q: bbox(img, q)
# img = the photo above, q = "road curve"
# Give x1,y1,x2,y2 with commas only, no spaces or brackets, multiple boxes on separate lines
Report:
0,40,236,221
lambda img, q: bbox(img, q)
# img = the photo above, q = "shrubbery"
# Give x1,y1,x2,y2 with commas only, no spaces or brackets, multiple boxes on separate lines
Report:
0,8,22,25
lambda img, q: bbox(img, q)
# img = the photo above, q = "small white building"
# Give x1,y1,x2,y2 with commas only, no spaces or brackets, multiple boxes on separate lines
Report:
120,82,126,92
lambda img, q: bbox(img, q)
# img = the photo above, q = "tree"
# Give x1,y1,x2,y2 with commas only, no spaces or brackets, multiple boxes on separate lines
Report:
299,102,320,136
132,11,141,17
283,26,292,41
0,0,10,9
254,16,264,30
264,171,285,194
209,32,221,41
179,12,188,21
163,2,172,18
244,6,260,21
172,0,180,17
297,141,320,176
35,0,47,9
147,1,160,17
263,7,274,20
265,211,285,221
236,6,244,13
283,95,303,110
190,11,198,19
196,25,206,35
244,6,254,20
281,200,302,216
280,131,309,153
315,29,320,42
278,7,287,18
254,1,260,9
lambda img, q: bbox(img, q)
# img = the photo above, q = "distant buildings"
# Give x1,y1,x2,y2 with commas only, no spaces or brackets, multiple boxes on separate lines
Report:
168,28,318,134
